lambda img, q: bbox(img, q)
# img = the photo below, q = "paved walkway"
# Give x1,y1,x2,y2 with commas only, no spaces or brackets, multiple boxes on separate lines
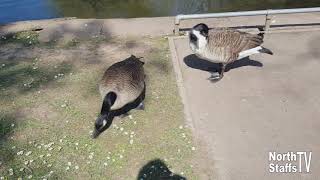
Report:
170,30,320,180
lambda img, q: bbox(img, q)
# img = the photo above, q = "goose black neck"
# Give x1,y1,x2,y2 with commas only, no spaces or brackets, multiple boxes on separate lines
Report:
101,92,117,115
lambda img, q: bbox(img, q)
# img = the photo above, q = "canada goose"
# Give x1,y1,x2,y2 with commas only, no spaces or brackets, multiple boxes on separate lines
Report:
189,23,273,81
92,55,146,139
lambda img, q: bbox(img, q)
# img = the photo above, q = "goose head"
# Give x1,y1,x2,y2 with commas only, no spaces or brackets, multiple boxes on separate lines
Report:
92,92,117,139
189,23,209,51
129,55,145,65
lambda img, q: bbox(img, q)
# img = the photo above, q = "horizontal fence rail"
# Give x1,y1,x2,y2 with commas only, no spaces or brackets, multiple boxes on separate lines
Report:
174,7,320,35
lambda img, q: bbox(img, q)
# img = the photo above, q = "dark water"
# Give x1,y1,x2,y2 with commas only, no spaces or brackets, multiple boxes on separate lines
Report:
0,0,319,24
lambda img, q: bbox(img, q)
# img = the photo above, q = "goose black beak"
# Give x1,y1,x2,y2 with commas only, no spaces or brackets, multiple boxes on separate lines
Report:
92,129,101,139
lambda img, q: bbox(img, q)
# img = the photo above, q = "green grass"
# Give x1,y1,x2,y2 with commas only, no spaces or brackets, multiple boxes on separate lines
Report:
0,33,197,179
0,31,39,46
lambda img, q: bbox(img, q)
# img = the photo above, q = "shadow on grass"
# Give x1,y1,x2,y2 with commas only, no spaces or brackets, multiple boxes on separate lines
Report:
0,112,60,178
184,54,263,73
0,113,16,142
137,159,186,180
0,30,39,47
0,113,17,165
0,60,73,95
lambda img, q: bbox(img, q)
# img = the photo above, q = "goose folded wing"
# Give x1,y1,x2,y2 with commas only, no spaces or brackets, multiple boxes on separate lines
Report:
209,29,264,54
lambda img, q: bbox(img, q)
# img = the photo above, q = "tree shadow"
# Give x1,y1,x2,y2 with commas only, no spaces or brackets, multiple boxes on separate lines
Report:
0,113,18,168
0,112,60,178
0,113,17,143
183,54,263,73
0,60,73,95
137,159,186,180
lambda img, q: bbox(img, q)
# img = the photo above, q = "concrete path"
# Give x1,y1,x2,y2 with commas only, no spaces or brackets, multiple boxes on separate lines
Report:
170,30,320,180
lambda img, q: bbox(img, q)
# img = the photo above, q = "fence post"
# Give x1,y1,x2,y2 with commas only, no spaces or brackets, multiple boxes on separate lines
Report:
174,17,180,35
264,10,272,31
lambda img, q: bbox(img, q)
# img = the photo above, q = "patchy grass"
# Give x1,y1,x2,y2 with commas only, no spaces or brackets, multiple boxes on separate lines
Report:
0,33,197,179
0,31,39,46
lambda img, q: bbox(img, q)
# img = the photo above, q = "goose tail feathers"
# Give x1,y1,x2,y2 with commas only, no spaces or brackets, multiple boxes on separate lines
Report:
259,47,273,55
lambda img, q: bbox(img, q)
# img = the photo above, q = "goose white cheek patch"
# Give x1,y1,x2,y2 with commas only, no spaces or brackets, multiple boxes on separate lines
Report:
102,120,107,127
192,30,207,49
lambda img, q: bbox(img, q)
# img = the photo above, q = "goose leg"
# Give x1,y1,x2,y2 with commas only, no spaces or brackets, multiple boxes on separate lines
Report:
136,102,145,110
219,63,226,79
208,63,225,82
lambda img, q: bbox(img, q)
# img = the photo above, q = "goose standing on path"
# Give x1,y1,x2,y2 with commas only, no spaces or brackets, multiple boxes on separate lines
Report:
189,23,273,81
92,55,146,139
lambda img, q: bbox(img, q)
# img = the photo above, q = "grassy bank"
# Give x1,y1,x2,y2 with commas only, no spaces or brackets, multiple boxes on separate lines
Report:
0,31,197,179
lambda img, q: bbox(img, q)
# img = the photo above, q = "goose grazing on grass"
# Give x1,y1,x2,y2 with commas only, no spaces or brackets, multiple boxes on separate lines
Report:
189,23,273,81
92,55,146,139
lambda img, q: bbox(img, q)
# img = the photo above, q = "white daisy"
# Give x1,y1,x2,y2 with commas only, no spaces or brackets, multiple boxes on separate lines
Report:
9,168,13,175
17,150,24,155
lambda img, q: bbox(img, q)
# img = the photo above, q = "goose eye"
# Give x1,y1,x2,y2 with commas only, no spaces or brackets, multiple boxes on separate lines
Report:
200,30,208,37
190,33,198,42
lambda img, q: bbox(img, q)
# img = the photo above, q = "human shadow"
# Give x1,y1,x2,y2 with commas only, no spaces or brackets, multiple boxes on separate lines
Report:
183,54,263,73
137,159,186,180
0,113,18,166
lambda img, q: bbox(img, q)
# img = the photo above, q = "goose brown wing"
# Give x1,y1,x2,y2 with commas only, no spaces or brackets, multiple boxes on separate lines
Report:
209,28,264,54
101,60,145,97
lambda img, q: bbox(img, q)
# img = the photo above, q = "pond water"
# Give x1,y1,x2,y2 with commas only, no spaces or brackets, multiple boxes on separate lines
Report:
0,0,319,24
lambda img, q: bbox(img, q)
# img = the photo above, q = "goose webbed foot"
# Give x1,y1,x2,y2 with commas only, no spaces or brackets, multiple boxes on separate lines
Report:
208,72,223,82
208,63,225,82
136,102,145,110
